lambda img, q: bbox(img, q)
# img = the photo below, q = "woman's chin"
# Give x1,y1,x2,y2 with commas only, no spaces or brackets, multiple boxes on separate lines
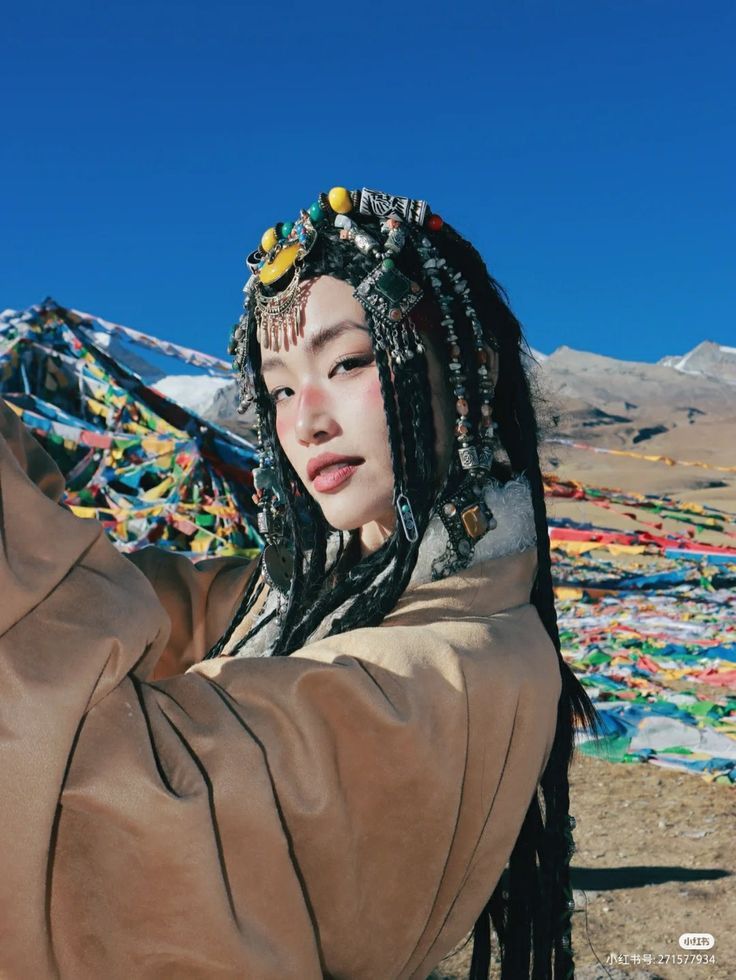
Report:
321,506,377,533
316,495,394,536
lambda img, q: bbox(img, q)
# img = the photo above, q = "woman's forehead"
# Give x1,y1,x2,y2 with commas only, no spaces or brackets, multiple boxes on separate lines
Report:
259,275,368,363
298,276,366,333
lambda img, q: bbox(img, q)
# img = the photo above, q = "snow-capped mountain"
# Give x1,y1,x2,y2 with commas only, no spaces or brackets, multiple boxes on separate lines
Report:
71,305,236,418
658,340,736,386
153,375,233,416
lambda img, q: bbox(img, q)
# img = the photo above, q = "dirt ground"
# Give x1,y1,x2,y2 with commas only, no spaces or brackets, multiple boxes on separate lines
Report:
429,755,735,980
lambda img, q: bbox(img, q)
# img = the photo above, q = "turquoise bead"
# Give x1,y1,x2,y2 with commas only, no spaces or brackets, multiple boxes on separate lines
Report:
280,221,294,239
382,258,395,270
308,201,324,222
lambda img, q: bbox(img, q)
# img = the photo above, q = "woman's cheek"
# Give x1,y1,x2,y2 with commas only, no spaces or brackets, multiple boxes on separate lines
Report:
274,410,304,481
354,374,389,441
274,406,291,445
343,374,391,461
362,371,385,407
341,373,386,434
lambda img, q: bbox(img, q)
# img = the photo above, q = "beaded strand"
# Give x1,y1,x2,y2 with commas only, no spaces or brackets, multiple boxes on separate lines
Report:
414,231,498,475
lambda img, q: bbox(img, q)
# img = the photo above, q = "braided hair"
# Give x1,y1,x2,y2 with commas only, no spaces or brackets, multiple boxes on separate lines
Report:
226,208,596,978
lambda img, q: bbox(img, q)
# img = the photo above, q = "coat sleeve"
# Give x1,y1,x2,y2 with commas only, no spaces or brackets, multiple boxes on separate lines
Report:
126,547,257,678
0,398,256,678
0,399,560,980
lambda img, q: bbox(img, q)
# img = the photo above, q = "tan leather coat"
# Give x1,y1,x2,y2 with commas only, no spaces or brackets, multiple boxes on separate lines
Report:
0,399,560,979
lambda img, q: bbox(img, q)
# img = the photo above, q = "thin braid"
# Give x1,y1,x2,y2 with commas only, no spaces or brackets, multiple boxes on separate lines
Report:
332,353,437,636
244,311,329,658
301,493,328,601
328,334,448,636
395,356,436,499
249,368,310,657
283,536,400,650
375,342,409,493
509,364,594,979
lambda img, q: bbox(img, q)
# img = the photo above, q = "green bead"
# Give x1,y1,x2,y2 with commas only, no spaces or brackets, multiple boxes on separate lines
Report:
382,258,395,270
308,201,324,222
280,221,294,239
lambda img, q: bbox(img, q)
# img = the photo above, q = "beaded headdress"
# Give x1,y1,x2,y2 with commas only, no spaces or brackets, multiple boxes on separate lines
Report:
230,186,500,565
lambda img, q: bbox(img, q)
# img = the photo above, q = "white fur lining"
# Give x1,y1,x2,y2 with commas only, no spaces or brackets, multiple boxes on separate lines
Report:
409,473,537,586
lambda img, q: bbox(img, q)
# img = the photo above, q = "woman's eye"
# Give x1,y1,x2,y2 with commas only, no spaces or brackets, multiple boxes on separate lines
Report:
270,387,293,404
331,354,375,376
268,355,373,404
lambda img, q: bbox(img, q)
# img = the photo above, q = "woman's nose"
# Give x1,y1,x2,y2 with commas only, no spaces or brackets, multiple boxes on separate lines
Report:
294,384,339,446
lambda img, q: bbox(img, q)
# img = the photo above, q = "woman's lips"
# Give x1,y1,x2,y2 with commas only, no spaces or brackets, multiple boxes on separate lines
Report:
312,461,362,493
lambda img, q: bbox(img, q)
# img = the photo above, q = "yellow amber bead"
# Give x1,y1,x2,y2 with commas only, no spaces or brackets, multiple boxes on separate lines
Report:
259,242,300,285
260,227,278,253
328,186,352,214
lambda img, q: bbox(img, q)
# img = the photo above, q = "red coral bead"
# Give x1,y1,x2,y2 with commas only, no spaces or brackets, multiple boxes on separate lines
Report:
427,214,444,231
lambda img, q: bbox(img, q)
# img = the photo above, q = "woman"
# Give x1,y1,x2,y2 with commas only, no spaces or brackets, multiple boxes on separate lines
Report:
0,186,593,979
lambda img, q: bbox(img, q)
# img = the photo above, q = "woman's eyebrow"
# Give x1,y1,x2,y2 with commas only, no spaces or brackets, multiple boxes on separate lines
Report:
261,320,369,373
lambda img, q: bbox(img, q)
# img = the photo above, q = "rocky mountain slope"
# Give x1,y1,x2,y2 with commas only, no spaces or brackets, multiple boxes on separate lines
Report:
533,344,733,446
531,342,735,506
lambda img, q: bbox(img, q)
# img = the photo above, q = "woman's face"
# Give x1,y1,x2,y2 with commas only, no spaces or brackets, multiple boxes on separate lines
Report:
260,275,452,552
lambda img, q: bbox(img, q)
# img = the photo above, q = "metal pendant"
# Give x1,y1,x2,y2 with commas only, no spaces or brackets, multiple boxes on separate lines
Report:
396,492,419,542
262,543,294,595
354,263,423,328
431,475,498,579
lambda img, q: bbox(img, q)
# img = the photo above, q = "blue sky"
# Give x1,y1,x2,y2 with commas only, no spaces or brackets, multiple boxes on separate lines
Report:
2,1,733,363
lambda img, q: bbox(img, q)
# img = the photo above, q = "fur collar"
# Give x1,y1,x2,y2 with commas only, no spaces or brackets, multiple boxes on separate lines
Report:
409,473,536,586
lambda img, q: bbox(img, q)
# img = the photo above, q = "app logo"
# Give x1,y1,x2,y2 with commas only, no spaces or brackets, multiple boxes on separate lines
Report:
678,933,715,950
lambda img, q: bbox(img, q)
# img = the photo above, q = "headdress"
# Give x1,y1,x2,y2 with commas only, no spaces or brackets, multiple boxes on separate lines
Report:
229,186,501,565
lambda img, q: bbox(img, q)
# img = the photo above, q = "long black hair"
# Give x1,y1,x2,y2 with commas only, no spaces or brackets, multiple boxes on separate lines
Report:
222,207,596,978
